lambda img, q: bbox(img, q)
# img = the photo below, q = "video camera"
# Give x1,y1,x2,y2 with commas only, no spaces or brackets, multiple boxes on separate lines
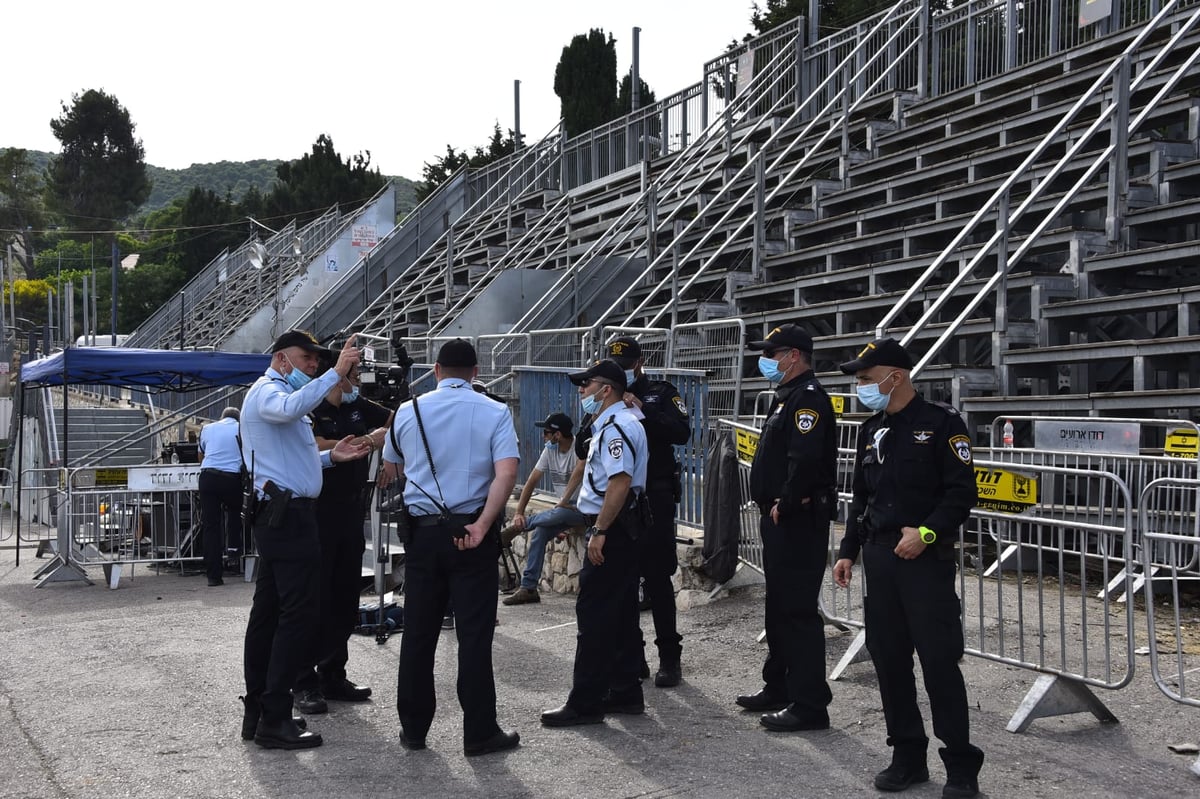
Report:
358,341,414,409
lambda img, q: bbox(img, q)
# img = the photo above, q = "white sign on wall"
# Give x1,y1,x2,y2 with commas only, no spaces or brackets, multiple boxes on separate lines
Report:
1033,419,1141,455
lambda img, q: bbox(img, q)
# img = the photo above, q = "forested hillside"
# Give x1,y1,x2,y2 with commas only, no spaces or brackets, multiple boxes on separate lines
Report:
7,149,418,218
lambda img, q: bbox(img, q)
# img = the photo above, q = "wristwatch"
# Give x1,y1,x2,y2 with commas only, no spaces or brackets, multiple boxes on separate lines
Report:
587,526,607,537
919,526,937,545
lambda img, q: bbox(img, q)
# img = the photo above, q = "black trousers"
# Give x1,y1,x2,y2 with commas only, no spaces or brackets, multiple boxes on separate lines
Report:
198,470,242,581
568,519,642,713
639,482,682,663
396,520,501,745
296,498,366,691
243,503,320,724
861,541,984,777
759,512,833,717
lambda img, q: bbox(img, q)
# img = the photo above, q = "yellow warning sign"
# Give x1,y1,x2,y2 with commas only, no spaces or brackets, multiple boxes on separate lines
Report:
830,396,845,416
975,467,1038,514
735,428,759,465
1164,428,1198,460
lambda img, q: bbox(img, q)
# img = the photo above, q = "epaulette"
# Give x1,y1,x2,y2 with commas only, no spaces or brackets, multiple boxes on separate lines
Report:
931,400,960,416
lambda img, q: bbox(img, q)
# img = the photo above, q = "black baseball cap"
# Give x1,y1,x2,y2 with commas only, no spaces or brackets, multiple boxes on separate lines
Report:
606,336,642,368
839,337,915,374
567,359,628,393
436,338,477,368
534,412,574,436
271,329,329,357
748,323,813,354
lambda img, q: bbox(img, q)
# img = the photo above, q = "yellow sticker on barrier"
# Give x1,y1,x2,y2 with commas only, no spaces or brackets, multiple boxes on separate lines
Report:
830,396,844,416
735,428,759,464
975,467,1038,514
1164,428,1199,460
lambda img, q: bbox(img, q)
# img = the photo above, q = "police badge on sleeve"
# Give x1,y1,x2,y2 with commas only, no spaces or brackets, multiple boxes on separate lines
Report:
949,434,972,464
607,437,624,459
795,409,819,433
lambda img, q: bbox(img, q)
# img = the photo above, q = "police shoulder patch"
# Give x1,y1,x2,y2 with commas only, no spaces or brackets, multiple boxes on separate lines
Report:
607,437,624,460
949,434,972,464
672,396,687,415
795,409,819,434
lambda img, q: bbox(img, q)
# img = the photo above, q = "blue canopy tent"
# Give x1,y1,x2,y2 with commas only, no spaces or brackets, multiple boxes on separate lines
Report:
15,347,271,584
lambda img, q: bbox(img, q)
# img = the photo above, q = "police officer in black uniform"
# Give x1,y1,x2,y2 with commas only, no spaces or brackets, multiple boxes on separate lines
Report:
606,336,691,687
833,337,984,799
736,324,837,732
293,356,392,714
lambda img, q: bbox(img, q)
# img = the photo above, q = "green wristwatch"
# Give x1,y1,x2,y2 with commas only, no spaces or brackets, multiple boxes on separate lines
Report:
919,526,937,545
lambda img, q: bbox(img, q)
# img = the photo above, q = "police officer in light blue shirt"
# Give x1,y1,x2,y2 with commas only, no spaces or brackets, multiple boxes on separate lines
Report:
198,407,243,586
239,330,369,751
378,338,521,757
542,358,649,728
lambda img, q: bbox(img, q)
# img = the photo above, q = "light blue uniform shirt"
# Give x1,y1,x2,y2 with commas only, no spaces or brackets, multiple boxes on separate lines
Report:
576,403,649,515
240,366,341,499
382,378,519,515
198,417,242,474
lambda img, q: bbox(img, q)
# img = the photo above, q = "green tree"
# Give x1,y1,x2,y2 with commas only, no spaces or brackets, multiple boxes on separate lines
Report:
115,260,187,332
45,89,152,231
617,70,657,114
0,149,47,279
174,187,246,279
263,134,387,227
416,145,471,203
554,29,619,138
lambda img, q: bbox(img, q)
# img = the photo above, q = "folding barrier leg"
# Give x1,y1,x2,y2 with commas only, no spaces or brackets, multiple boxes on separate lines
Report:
1190,753,1200,778
243,555,259,583
1006,673,1118,733
101,562,123,590
34,554,93,587
983,543,1042,578
830,628,870,681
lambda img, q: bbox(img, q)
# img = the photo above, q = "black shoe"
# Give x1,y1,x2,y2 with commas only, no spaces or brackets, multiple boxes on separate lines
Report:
601,691,645,715
540,703,605,727
464,729,520,756
254,718,323,750
759,706,830,732
322,678,372,702
207,577,224,587
654,661,681,688
399,729,426,751
239,697,306,740
735,689,789,712
293,688,328,715
873,763,930,792
942,777,979,798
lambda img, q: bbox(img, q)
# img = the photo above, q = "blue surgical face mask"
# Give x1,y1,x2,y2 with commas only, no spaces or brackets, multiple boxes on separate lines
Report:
544,439,557,451
856,372,896,412
758,355,784,384
342,386,360,403
624,369,636,387
581,388,604,416
284,355,313,391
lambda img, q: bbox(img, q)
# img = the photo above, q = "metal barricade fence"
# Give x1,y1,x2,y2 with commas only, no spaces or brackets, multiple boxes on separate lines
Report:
0,467,12,544
1138,478,1200,762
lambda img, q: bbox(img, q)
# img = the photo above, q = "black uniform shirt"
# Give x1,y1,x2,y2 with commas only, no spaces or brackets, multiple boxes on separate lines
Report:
748,369,838,516
311,395,391,502
838,394,977,562
628,375,691,481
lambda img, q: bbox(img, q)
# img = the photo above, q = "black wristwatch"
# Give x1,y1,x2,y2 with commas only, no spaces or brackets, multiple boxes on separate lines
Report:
587,526,607,537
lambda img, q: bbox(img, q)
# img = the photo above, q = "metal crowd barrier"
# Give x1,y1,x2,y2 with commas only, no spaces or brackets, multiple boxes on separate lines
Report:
1138,477,1200,778
29,465,241,589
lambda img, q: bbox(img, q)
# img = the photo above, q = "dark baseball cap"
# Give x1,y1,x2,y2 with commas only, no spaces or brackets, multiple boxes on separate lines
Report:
534,412,574,436
436,338,477,368
748,323,813,354
839,337,915,374
606,336,642,367
271,329,329,356
567,359,627,393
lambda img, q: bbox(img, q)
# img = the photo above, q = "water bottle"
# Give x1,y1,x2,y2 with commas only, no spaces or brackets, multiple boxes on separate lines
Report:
1002,419,1015,448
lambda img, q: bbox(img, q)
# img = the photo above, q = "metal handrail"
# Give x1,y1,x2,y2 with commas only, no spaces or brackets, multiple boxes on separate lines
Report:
875,0,1197,374
622,2,923,331
506,19,809,335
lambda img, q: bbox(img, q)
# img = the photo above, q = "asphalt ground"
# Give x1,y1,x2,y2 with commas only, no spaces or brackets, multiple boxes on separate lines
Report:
1,540,1198,799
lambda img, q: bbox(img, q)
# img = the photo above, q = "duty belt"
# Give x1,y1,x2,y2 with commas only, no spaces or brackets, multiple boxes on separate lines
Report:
410,511,482,528
287,497,317,510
